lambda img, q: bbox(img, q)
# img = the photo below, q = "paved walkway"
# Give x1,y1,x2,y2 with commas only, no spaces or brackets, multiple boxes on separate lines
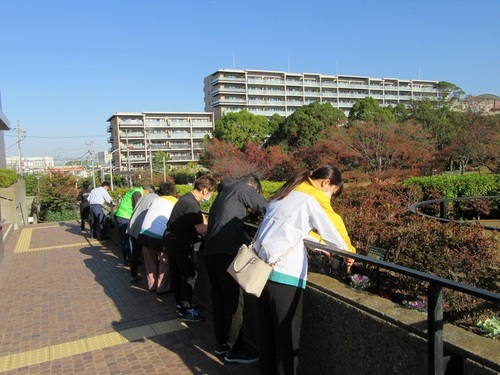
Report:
0,222,259,374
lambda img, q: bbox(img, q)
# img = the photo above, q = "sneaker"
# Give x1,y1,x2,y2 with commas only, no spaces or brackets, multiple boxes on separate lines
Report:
224,349,259,364
176,304,201,317
178,307,204,323
214,343,230,356
130,275,141,283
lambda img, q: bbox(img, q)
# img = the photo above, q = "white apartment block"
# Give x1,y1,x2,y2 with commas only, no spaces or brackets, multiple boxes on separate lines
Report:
107,112,214,171
204,69,441,120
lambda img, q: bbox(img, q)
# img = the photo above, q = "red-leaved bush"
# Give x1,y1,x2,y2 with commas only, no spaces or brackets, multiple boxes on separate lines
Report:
331,182,498,331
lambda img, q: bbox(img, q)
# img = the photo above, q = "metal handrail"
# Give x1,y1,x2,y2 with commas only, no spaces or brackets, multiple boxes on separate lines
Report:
409,195,500,231
303,239,500,375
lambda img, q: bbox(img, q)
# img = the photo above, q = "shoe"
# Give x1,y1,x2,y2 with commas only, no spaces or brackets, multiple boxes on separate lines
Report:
178,307,204,323
214,343,230,356
130,275,141,283
224,349,259,364
176,304,201,317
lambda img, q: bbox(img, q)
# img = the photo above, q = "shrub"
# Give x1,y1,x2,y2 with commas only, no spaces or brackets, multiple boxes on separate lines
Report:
44,209,79,222
0,169,18,188
333,181,498,332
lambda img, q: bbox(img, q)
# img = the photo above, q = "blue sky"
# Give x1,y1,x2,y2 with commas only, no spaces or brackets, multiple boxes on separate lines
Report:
1,0,499,161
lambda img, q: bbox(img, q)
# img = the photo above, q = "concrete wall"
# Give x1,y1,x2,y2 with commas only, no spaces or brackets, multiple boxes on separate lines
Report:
0,180,28,228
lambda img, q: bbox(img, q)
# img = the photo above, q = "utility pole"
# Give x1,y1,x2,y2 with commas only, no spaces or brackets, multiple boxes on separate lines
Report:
14,121,26,177
86,141,96,188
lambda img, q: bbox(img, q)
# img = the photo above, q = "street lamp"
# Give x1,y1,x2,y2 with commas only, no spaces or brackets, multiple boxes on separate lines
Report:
109,148,120,191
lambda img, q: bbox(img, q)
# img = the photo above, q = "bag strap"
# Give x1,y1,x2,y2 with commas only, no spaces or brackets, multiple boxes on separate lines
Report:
255,241,297,267
249,227,298,267
267,244,294,267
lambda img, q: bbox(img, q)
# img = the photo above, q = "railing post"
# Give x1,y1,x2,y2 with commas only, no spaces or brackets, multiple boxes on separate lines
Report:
428,284,444,375
439,201,447,220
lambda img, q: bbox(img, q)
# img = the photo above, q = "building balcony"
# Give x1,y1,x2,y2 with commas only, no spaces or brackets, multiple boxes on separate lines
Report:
120,132,145,139
210,76,246,85
119,120,144,126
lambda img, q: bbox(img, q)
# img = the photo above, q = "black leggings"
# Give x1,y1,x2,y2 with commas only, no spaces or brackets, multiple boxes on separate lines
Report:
165,243,196,308
258,281,304,375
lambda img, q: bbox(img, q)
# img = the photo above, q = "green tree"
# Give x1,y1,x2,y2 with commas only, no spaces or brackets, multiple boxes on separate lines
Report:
436,81,464,101
391,103,410,123
446,111,500,173
407,98,462,150
268,102,346,149
348,97,395,123
38,172,79,221
152,151,170,174
213,111,269,150
23,174,45,195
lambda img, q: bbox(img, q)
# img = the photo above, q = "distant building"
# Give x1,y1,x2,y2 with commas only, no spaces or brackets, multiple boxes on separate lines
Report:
107,112,214,171
0,93,10,169
6,156,54,174
204,68,441,120
461,94,500,114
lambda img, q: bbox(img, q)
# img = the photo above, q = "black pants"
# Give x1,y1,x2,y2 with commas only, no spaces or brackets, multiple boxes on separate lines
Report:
205,254,244,349
164,239,196,308
89,204,106,239
129,236,143,278
80,206,90,230
116,216,131,262
258,281,304,375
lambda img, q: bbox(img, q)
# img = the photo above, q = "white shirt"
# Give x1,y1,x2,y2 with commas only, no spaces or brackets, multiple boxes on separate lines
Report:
140,196,178,239
88,187,114,206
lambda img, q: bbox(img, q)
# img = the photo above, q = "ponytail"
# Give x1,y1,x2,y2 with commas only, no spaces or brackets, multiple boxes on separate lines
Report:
271,170,311,201
271,165,344,201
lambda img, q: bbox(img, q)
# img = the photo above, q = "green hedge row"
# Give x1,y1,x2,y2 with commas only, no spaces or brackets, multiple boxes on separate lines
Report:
403,174,500,199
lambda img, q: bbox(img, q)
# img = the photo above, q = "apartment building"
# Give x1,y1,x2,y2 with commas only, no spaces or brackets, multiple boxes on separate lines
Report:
204,69,441,120
107,112,214,171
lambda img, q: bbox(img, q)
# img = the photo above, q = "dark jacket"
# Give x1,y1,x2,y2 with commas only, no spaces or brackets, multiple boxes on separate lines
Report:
204,178,267,257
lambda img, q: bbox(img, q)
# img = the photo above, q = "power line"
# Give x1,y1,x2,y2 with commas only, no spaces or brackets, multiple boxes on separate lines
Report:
5,134,107,139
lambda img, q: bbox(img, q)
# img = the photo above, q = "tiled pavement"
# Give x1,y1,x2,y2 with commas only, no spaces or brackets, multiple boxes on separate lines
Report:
0,222,259,374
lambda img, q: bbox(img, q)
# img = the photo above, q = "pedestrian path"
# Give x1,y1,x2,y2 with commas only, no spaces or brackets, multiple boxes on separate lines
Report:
0,222,258,374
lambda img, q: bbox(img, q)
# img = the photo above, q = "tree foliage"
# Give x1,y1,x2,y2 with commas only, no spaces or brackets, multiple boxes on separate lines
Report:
213,111,269,150
335,120,435,174
267,102,346,149
407,97,463,150
348,97,395,123
38,172,78,220
446,112,500,173
199,90,499,180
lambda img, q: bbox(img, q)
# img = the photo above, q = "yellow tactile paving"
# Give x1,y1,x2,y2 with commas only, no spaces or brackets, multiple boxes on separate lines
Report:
0,319,188,372
50,339,89,360
32,225,61,230
14,227,33,253
13,225,101,253
25,241,101,253
8,347,50,370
